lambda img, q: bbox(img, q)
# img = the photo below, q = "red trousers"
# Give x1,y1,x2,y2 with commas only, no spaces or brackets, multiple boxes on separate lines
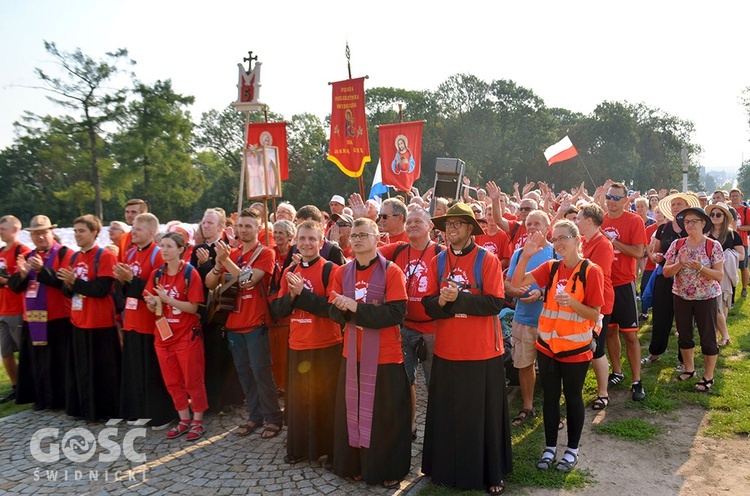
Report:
155,332,209,413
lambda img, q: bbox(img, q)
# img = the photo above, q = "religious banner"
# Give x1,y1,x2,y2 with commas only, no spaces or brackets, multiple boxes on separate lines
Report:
327,77,370,177
378,121,424,192
247,122,289,180
245,146,282,199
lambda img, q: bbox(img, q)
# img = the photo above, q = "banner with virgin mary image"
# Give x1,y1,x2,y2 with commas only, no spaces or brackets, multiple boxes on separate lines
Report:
378,120,424,192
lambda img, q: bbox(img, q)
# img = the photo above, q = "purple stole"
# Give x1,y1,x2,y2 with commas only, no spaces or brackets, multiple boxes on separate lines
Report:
26,243,60,346
343,253,387,449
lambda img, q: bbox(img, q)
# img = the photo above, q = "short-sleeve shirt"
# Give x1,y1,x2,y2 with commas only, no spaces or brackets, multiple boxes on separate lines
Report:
643,223,660,271
224,244,275,332
68,247,118,329
507,244,555,327
475,229,512,261
602,211,647,286
144,262,204,341
665,238,724,300
506,220,528,251
0,242,32,315
582,232,615,315
122,243,164,334
329,261,407,364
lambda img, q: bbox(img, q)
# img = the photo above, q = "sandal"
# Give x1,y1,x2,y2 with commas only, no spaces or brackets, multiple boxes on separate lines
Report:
186,422,204,442
382,480,400,489
556,449,578,472
676,370,696,381
695,377,714,392
511,408,535,427
592,396,609,411
261,424,283,439
235,421,263,437
537,448,557,470
488,481,505,494
607,372,625,387
166,421,190,439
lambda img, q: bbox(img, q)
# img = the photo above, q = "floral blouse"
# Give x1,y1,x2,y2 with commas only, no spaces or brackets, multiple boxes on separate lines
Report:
665,237,724,301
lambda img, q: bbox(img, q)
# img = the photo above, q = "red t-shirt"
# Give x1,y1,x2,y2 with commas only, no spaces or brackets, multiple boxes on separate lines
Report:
278,259,343,350
118,231,134,263
602,211,647,287
386,230,409,244
379,241,443,334
0,242,32,315
530,260,605,363
427,247,505,361
21,245,72,321
734,204,749,246
144,261,204,342
582,232,615,315
644,223,659,271
68,247,118,329
224,244,275,332
258,227,276,248
506,220,529,252
475,230,512,262
329,261,407,364
122,243,164,334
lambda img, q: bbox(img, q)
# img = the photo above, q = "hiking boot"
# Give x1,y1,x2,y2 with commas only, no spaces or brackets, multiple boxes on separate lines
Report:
631,381,646,401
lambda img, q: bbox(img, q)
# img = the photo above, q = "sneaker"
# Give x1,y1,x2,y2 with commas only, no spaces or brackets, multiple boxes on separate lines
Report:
608,372,625,387
641,356,660,364
743,289,748,298
675,364,686,373
151,421,173,431
638,313,649,322
0,388,16,404
631,381,646,401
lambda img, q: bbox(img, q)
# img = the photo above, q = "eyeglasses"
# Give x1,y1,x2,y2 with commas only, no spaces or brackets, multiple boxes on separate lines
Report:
349,232,376,241
682,219,704,225
377,214,400,221
605,194,624,201
444,220,467,229
336,222,351,227
472,210,482,215
709,212,724,218
518,207,533,212
550,234,575,243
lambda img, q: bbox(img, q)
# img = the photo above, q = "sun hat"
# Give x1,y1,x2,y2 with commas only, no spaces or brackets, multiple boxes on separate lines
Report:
329,195,346,205
659,193,700,221
704,202,732,222
675,207,711,233
431,203,485,236
25,215,58,231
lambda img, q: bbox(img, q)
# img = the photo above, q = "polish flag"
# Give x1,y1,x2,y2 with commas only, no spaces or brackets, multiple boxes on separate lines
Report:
544,136,578,166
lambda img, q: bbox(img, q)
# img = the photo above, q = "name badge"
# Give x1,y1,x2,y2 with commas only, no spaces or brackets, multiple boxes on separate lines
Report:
26,281,40,299
125,297,139,311
71,294,83,311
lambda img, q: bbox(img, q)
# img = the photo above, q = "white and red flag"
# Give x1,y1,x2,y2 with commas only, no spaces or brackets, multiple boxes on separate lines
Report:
544,135,578,166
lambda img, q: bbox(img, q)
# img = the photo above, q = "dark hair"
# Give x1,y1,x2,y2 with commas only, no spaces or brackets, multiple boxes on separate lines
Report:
239,207,260,219
296,205,323,223
73,214,102,234
160,231,186,251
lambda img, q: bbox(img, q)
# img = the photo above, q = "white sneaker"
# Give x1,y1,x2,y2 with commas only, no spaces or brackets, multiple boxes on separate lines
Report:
675,364,686,373
152,421,173,431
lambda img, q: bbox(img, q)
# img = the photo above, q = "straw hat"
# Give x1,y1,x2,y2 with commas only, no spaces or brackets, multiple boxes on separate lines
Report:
704,202,732,222
431,203,485,236
658,193,700,221
25,215,57,231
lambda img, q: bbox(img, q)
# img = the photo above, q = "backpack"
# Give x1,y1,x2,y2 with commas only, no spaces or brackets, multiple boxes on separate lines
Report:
391,242,442,262
71,247,126,313
543,259,591,304
673,237,714,260
126,244,161,267
153,263,195,296
436,246,488,292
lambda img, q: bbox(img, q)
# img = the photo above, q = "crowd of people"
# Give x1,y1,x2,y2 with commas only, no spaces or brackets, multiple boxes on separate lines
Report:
0,179,746,495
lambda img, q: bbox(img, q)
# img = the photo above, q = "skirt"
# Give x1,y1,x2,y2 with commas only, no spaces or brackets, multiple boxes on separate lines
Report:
16,318,70,410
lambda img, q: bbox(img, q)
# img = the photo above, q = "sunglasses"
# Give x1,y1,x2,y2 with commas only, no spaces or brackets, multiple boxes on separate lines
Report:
518,206,533,212
605,194,624,201
336,222,351,227
377,214,400,221
709,212,724,218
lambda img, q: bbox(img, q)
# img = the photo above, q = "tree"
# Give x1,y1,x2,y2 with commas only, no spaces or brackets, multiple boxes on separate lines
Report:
29,41,135,218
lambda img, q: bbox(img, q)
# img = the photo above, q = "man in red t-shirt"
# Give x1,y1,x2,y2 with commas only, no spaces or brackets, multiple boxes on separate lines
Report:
487,181,538,251
474,203,512,269
0,215,31,403
729,188,749,297
601,182,648,402
378,198,409,244
118,198,148,262
421,203,510,494
205,208,283,440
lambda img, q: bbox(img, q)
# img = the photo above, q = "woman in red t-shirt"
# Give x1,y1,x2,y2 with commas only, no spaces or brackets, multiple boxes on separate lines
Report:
144,232,207,442
511,220,604,474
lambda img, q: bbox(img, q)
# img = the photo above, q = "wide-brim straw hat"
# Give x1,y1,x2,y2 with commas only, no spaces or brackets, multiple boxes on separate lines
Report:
659,193,700,221
25,215,57,231
431,203,485,236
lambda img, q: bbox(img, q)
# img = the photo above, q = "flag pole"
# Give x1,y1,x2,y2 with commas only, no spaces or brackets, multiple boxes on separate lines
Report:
576,155,596,187
346,41,366,199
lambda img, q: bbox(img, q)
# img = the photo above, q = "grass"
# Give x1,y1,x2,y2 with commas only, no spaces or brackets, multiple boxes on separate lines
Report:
0,352,30,418
591,418,661,440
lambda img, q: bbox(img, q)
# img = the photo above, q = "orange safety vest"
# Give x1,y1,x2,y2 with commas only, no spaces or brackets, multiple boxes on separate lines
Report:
537,259,596,357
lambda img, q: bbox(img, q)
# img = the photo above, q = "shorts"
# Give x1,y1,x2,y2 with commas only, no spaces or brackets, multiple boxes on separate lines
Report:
0,314,23,357
401,326,434,386
740,246,750,269
610,282,639,332
511,321,539,369
593,314,611,359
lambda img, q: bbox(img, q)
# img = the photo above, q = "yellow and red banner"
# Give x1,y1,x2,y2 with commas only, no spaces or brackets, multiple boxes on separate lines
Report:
378,121,424,192
327,77,370,177
247,122,288,180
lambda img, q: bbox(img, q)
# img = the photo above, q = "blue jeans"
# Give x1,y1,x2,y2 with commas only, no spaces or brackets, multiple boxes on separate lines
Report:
227,326,283,425
401,326,434,386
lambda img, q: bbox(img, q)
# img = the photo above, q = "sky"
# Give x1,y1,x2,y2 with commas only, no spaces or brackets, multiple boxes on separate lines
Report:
2,1,749,175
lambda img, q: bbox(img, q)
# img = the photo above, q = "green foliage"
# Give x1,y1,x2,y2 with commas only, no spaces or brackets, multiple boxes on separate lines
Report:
592,418,662,441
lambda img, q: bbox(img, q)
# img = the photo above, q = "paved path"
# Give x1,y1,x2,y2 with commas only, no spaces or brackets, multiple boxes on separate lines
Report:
0,383,432,495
